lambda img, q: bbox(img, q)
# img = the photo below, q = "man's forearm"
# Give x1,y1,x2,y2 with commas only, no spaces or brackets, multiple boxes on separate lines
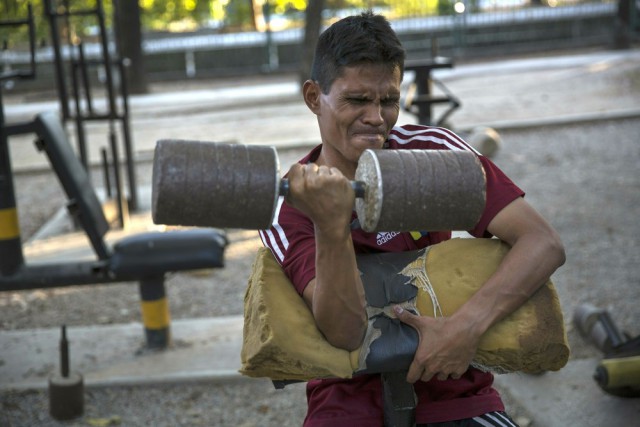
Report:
452,231,566,339
311,225,368,351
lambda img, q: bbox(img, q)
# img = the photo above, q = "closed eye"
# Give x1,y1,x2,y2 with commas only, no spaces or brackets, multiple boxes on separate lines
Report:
346,97,369,105
382,97,400,107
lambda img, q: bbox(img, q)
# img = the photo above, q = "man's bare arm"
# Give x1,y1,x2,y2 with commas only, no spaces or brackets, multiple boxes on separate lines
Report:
456,196,566,338
396,197,566,382
286,163,368,351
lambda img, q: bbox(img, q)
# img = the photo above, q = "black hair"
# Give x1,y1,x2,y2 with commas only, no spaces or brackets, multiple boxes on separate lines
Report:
310,11,406,94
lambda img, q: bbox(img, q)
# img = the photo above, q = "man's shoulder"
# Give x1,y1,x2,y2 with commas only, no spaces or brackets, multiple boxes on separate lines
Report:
387,124,472,151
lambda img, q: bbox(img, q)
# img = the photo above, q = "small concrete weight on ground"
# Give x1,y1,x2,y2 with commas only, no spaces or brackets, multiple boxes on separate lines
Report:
49,325,84,421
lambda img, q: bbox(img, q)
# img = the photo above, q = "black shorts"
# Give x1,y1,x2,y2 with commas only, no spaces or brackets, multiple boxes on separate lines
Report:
417,411,519,427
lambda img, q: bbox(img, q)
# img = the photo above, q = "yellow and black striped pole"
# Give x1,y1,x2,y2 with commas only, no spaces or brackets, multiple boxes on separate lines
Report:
0,133,24,276
0,206,22,274
138,277,171,349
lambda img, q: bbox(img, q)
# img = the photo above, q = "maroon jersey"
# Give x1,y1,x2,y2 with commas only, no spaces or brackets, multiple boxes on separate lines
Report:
258,124,524,425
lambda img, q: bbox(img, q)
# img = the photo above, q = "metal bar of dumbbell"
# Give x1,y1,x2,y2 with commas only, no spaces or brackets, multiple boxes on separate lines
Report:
279,178,365,199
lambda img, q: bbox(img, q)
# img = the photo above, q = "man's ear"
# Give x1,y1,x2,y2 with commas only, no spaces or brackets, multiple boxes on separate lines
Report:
302,79,322,114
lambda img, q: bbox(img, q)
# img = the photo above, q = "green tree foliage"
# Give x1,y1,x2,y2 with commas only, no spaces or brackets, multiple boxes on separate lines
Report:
1,1,45,50
1,1,118,50
222,0,256,30
1,0,460,47
140,0,213,31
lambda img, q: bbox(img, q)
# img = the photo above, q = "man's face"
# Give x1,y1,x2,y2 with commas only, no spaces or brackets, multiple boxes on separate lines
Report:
310,63,402,173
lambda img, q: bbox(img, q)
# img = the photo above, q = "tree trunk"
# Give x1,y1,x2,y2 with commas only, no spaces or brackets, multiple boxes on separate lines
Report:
299,0,325,89
613,0,631,49
113,0,148,94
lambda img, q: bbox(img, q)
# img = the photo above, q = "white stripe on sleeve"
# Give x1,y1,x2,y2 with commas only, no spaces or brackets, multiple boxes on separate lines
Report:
259,196,289,263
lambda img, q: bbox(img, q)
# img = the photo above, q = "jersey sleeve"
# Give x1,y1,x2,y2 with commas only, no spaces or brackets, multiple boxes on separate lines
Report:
469,156,525,238
259,198,317,296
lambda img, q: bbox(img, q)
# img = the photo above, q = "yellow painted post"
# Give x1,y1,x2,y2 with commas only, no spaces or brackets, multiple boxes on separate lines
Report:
138,277,171,349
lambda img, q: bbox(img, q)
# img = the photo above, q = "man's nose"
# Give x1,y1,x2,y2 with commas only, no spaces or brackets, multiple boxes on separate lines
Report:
362,102,384,125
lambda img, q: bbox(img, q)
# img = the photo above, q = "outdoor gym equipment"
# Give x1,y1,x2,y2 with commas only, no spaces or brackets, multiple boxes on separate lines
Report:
151,139,487,233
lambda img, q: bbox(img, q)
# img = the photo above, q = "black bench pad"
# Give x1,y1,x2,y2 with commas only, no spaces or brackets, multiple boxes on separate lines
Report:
110,229,227,277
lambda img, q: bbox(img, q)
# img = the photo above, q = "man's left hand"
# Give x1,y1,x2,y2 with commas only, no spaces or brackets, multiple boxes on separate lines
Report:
393,306,480,383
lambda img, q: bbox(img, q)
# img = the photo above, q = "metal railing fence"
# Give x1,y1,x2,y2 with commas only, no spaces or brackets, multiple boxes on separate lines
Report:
0,1,632,85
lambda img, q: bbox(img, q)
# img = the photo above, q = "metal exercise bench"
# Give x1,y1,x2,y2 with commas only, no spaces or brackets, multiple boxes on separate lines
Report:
0,3,226,350
403,57,461,127
0,111,227,347
403,53,503,159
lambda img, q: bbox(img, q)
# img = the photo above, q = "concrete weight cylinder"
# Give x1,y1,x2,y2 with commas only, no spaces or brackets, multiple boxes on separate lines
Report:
49,372,84,420
152,140,280,229
595,356,640,389
355,149,486,232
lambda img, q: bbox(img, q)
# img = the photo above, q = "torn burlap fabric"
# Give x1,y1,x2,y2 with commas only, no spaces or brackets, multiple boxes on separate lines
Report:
240,238,570,381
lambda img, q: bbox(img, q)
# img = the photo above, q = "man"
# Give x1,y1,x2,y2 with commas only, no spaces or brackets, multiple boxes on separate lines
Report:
259,11,565,427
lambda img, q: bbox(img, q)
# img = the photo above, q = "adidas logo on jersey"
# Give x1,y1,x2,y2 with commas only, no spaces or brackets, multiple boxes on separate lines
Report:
376,231,399,245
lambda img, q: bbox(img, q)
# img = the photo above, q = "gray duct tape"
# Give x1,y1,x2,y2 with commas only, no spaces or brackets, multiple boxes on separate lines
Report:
355,250,425,374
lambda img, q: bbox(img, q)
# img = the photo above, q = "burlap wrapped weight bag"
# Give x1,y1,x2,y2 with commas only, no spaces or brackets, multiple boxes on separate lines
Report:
240,238,569,381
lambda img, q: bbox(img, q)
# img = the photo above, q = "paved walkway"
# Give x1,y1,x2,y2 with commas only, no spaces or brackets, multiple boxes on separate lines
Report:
5,49,640,172
2,48,640,426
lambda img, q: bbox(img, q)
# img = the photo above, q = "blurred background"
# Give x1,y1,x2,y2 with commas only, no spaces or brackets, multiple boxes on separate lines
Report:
1,0,637,95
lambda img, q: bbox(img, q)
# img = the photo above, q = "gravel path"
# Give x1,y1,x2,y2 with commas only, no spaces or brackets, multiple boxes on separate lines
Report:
2,117,639,425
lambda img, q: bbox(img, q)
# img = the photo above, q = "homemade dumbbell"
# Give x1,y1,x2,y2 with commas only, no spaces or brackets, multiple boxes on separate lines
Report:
152,139,486,232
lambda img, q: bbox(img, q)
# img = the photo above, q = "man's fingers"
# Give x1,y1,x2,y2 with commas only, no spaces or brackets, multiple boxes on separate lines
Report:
396,305,423,384
393,305,417,325
419,370,434,383
317,165,332,175
410,369,463,383
407,361,431,384
394,307,471,384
